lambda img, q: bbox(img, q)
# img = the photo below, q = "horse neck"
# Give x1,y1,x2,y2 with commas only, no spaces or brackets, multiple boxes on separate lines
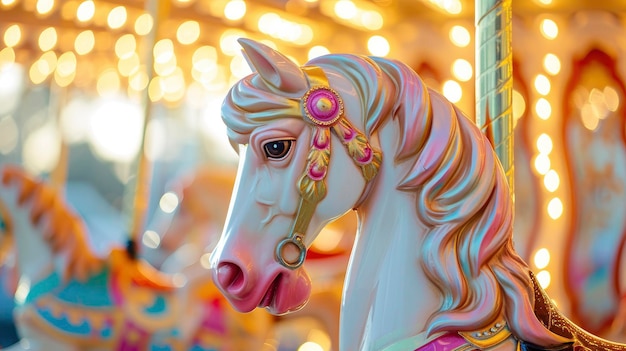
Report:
0,188,55,286
339,120,441,350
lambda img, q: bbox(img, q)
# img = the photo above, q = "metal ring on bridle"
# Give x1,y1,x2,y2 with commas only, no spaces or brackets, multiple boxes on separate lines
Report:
275,234,307,269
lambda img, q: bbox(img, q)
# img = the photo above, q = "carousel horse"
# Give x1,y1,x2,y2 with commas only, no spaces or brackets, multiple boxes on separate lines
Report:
209,39,626,351
0,165,270,350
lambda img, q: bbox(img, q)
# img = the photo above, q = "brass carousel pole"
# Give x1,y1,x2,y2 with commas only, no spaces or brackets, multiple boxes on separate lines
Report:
475,0,514,196
125,0,167,258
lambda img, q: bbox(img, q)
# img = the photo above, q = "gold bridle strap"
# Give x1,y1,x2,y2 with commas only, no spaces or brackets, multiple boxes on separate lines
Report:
275,66,382,269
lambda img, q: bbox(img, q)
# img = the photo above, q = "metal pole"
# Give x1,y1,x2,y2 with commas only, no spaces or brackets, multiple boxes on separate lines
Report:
475,0,514,196
124,0,166,258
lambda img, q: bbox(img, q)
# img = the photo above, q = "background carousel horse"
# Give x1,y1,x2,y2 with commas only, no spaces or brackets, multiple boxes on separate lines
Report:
209,39,626,351
0,165,270,350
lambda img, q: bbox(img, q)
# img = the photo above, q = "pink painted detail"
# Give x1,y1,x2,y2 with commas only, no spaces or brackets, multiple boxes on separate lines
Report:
199,298,227,335
118,322,149,351
313,128,330,149
415,333,474,351
356,146,373,164
308,164,327,181
306,89,340,123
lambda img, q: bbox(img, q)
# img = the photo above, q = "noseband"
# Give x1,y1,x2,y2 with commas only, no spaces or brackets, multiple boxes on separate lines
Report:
275,66,382,269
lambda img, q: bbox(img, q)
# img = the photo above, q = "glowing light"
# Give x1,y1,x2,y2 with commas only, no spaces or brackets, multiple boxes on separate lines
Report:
537,0,552,4
298,342,323,351
535,98,551,120
76,0,95,22
36,0,54,15
540,19,558,39
604,86,619,112
38,51,57,76
312,228,343,252
149,77,164,102
536,133,552,154
29,61,47,84
107,6,127,29
55,52,77,87
428,0,461,14
200,253,211,269
452,59,472,82
74,30,95,55
544,170,559,192
4,24,21,48
581,104,599,131
135,13,153,36
307,329,332,351
176,20,200,45
220,29,246,56
159,192,179,213
449,25,470,47
115,34,136,59
533,248,550,269
96,69,120,96
547,197,563,219
512,90,526,122
88,97,144,163
0,47,16,67
192,46,218,78
38,27,57,51
224,0,246,20
534,74,550,95
142,230,161,249
367,35,389,57
334,0,357,19
543,54,560,75
1,0,17,6
308,45,330,60
257,14,312,45
536,270,551,289
534,154,550,175
56,51,77,77
23,122,61,174
153,39,175,64
361,10,383,30
442,80,462,103
129,69,149,91
230,55,251,79
118,53,139,77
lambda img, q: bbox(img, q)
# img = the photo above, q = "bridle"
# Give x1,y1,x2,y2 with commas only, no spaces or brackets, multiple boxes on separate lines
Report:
275,66,382,269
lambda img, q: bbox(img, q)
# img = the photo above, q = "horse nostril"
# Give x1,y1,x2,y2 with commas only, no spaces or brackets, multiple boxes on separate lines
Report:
217,262,246,294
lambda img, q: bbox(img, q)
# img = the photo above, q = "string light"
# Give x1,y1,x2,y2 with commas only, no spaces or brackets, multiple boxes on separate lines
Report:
367,35,390,57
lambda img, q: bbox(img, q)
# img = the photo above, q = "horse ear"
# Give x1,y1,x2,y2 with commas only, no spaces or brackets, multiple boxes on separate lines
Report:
238,38,308,94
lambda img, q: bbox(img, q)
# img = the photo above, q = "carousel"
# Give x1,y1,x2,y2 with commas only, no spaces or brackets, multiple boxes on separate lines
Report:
0,0,625,350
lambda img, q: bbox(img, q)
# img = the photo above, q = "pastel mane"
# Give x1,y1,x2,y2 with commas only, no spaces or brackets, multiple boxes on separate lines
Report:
221,52,567,346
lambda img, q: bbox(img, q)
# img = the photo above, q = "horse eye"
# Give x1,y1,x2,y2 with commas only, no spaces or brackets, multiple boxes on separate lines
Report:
263,140,293,160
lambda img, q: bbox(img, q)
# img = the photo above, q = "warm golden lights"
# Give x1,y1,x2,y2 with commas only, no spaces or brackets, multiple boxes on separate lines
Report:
449,25,471,47
533,248,550,270
176,20,200,45
451,59,472,82
76,0,95,22
36,0,54,15
4,24,21,48
535,98,551,120
107,6,127,30
367,35,389,56
543,53,561,75
442,80,462,103
224,0,246,21
540,18,558,40
134,13,154,36
74,30,95,55
534,74,550,95
547,197,563,219
38,27,57,51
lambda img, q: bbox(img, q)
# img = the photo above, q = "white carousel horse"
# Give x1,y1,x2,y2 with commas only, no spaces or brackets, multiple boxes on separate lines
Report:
209,38,626,351
0,165,270,350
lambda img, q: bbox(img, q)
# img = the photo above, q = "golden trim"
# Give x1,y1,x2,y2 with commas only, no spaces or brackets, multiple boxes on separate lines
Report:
459,321,511,349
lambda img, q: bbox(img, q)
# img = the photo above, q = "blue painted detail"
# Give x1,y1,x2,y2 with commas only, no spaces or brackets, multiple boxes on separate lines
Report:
24,272,61,305
100,323,112,338
56,268,112,307
145,295,167,314
190,345,218,351
150,344,173,351
38,309,91,336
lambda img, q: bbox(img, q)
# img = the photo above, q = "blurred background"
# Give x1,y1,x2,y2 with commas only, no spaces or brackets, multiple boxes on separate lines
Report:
1,0,626,350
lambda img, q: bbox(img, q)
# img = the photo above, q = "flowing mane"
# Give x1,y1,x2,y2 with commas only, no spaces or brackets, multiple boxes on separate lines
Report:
221,53,567,346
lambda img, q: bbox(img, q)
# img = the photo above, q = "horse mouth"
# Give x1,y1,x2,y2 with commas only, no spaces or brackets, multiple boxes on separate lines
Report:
258,274,282,309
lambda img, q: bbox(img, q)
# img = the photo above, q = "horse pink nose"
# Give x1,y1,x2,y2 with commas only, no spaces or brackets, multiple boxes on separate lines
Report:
216,262,247,295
